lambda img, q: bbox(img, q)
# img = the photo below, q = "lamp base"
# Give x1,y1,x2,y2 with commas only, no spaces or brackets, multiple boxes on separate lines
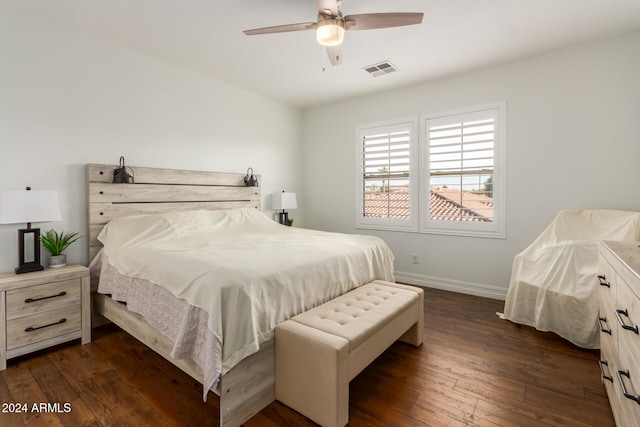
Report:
15,263,44,274
278,211,289,225
15,227,44,274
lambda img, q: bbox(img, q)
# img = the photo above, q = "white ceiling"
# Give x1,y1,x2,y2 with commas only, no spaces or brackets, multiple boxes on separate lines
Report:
7,0,640,108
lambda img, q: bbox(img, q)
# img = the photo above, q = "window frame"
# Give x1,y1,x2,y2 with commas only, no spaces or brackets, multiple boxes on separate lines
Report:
420,102,506,238
355,118,419,232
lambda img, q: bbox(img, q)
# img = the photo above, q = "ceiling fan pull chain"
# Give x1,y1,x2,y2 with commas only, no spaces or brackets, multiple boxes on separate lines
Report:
322,46,326,72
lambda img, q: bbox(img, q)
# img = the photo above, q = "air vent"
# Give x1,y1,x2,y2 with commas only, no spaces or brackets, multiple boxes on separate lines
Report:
362,61,398,77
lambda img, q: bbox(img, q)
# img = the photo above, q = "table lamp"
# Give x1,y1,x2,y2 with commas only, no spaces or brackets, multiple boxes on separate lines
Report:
0,188,62,274
271,191,297,225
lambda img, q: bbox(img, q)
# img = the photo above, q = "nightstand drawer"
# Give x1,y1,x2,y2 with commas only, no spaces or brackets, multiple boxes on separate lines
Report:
6,278,81,320
6,305,82,350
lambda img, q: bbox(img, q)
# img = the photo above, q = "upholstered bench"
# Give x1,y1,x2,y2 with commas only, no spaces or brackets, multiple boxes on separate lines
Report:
275,280,424,427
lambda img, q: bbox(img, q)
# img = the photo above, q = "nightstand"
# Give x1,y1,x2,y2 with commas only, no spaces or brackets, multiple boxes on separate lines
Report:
0,264,90,370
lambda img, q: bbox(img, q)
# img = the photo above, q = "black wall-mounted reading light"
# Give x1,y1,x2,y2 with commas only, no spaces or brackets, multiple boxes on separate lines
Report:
113,156,134,183
244,167,259,187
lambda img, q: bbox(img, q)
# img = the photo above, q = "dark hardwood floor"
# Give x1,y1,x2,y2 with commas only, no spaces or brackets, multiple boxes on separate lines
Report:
0,288,614,426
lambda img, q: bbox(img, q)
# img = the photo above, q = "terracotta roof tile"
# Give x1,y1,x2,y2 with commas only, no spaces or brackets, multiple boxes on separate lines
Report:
363,186,493,222
364,190,410,219
430,187,493,222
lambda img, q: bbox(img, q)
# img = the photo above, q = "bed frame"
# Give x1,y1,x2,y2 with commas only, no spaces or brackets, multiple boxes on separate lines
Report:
87,163,271,427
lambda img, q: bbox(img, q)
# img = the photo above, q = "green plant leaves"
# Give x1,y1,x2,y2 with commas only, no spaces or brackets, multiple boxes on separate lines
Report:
39,229,83,256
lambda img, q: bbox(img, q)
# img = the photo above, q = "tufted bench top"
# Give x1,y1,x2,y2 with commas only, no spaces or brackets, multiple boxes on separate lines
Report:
289,281,420,352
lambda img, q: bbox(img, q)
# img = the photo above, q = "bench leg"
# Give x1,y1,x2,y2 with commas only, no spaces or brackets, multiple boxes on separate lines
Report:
374,281,424,347
399,321,423,346
276,321,350,427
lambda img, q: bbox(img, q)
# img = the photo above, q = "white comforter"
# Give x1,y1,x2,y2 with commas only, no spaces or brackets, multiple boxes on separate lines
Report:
98,207,394,382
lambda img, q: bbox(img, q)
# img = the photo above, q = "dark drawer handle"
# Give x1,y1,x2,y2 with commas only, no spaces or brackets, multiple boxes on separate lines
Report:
615,309,639,334
600,360,613,382
598,317,612,335
597,275,610,288
25,291,67,303
25,318,67,332
617,370,640,405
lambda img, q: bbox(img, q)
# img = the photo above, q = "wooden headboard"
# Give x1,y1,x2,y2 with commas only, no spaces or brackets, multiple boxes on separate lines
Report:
87,164,261,261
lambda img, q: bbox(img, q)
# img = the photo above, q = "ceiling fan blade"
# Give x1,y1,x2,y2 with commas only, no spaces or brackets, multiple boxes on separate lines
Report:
316,0,339,16
244,22,316,36
344,13,423,31
326,44,343,66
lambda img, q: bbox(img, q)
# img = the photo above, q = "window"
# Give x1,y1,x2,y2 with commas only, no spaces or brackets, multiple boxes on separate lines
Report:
421,103,506,238
355,119,418,231
355,104,505,238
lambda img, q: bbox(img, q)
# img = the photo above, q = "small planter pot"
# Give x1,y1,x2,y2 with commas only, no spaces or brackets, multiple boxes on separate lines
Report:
48,254,67,268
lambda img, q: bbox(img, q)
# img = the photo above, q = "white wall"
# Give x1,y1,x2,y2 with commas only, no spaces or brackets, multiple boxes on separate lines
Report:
301,31,640,299
0,7,302,272
2,6,638,299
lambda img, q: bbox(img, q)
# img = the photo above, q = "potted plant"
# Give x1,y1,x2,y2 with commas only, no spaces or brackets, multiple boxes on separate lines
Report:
39,229,83,268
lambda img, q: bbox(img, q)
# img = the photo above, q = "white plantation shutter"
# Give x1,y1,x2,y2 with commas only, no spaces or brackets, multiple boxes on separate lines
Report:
356,120,418,231
428,116,495,221
421,104,505,238
355,104,505,238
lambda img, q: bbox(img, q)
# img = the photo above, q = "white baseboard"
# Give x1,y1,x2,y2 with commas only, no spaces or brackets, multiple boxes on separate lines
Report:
394,271,507,301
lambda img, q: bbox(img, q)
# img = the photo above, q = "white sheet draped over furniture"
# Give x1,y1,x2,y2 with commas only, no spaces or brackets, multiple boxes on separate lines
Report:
502,209,640,348
92,207,395,396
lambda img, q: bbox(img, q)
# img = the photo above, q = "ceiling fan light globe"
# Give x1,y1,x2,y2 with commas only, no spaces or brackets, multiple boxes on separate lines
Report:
316,19,345,47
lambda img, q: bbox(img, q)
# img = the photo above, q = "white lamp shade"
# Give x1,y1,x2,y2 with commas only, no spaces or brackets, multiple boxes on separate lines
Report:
0,190,62,225
272,192,297,210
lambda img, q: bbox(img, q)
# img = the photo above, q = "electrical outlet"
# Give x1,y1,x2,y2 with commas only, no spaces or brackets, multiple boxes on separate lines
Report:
412,254,419,264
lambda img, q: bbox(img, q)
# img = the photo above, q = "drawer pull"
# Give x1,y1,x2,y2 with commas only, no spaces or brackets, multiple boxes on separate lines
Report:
600,360,613,382
597,275,610,288
24,291,67,304
617,370,640,405
598,317,612,335
615,309,639,334
25,318,67,333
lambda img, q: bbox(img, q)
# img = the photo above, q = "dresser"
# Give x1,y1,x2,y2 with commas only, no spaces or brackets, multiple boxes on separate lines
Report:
598,241,640,426
0,264,91,370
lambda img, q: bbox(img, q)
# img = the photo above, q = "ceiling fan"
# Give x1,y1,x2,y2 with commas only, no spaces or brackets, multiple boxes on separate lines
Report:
243,0,423,66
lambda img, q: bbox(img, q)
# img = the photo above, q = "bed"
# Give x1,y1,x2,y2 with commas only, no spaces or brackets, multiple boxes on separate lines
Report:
86,163,395,427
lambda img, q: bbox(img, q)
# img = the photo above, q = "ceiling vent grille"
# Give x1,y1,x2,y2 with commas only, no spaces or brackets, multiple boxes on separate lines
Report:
362,61,398,77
